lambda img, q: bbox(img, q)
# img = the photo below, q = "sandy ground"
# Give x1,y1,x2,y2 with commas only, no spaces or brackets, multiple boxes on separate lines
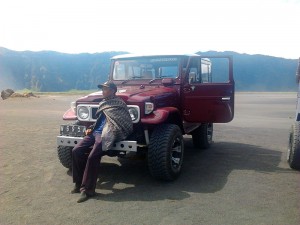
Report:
0,93,299,225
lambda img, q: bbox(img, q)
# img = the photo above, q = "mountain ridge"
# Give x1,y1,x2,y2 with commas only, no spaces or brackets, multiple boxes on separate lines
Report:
0,47,298,92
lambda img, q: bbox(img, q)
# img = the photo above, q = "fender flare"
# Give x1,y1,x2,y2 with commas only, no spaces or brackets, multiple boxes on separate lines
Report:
63,108,77,120
141,107,180,124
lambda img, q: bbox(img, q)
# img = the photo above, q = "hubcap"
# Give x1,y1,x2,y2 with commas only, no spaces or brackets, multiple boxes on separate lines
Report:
207,123,213,143
171,136,183,170
287,132,293,161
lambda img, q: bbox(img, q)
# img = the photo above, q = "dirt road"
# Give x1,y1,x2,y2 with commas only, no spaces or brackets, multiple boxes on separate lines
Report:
0,93,299,225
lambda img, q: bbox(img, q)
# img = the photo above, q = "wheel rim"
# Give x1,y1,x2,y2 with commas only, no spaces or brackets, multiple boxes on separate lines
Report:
207,123,213,143
287,131,293,161
171,136,183,170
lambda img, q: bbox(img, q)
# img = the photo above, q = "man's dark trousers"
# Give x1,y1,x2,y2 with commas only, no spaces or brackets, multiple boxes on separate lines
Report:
72,133,104,195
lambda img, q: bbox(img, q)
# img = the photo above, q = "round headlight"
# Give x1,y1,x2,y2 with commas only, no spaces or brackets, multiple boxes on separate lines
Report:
145,102,154,115
78,106,89,120
128,107,138,121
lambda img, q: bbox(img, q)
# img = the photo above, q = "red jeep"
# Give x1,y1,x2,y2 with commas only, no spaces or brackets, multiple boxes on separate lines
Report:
57,54,234,181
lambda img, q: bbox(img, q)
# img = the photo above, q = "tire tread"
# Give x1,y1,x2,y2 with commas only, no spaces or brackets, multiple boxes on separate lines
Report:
57,146,72,169
148,124,183,181
288,122,300,170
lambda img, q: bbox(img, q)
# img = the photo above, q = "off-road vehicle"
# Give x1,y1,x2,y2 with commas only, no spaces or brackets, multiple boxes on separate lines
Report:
287,57,300,170
57,53,235,180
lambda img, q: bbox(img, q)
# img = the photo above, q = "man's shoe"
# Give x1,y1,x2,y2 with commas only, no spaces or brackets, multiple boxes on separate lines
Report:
77,191,90,203
71,184,81,194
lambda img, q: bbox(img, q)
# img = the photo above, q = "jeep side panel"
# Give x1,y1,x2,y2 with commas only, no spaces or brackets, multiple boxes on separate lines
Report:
181,56,234,123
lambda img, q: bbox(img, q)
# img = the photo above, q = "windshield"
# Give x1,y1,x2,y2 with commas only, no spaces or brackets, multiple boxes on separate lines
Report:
113,57,180,80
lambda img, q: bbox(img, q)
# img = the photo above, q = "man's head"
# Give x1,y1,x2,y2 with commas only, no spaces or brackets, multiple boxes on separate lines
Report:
97,81,117,98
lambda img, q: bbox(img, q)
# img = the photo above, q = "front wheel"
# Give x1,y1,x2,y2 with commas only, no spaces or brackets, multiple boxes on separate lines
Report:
148,124,184,181
287,122,300,170
57,146,72,169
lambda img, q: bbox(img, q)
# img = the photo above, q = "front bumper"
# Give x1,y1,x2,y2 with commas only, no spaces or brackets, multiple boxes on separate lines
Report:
57,135,137,152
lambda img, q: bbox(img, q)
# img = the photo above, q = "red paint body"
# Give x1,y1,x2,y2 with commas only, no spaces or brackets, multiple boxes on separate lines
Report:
62,54,234,134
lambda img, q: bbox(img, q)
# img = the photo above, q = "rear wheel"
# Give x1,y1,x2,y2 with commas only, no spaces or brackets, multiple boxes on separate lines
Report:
57,146,72,169
148,124,184,181
287,122,300,170
192,123,213,149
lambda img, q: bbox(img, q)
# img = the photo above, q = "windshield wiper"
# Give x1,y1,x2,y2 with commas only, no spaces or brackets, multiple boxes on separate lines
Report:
149,78,161,84
121,76,141,84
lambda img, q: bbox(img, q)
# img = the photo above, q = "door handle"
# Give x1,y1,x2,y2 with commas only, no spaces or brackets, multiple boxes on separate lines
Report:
221,97,231,101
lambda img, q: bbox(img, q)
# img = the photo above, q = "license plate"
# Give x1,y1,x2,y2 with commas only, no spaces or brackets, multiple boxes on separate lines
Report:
60,125,86,137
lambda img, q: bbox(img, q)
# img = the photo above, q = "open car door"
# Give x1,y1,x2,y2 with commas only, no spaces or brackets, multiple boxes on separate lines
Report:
182,56,234,123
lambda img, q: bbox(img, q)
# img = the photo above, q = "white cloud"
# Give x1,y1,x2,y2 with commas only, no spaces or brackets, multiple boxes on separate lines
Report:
0,0,299,58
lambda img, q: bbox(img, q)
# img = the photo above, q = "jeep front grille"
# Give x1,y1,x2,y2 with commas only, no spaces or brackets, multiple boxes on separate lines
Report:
76,104,140,123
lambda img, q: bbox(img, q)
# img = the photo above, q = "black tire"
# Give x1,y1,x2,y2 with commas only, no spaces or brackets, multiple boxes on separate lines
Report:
287,122,300,170
148,124,184,181
57,146,72,169
192,123,213,149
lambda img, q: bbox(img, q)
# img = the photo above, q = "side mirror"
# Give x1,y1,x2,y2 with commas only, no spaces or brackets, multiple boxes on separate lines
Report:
189,72,196,84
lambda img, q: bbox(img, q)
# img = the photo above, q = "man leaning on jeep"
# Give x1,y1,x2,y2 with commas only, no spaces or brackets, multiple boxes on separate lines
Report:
71,81,133,203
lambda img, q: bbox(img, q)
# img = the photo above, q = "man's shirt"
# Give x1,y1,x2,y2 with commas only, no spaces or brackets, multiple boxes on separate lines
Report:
93,114,106,134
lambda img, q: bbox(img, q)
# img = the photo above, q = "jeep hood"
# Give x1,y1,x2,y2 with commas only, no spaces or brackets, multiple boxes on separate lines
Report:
76,85,179,105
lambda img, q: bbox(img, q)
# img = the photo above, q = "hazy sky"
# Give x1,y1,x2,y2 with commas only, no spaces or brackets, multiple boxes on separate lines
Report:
1,0,299,59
